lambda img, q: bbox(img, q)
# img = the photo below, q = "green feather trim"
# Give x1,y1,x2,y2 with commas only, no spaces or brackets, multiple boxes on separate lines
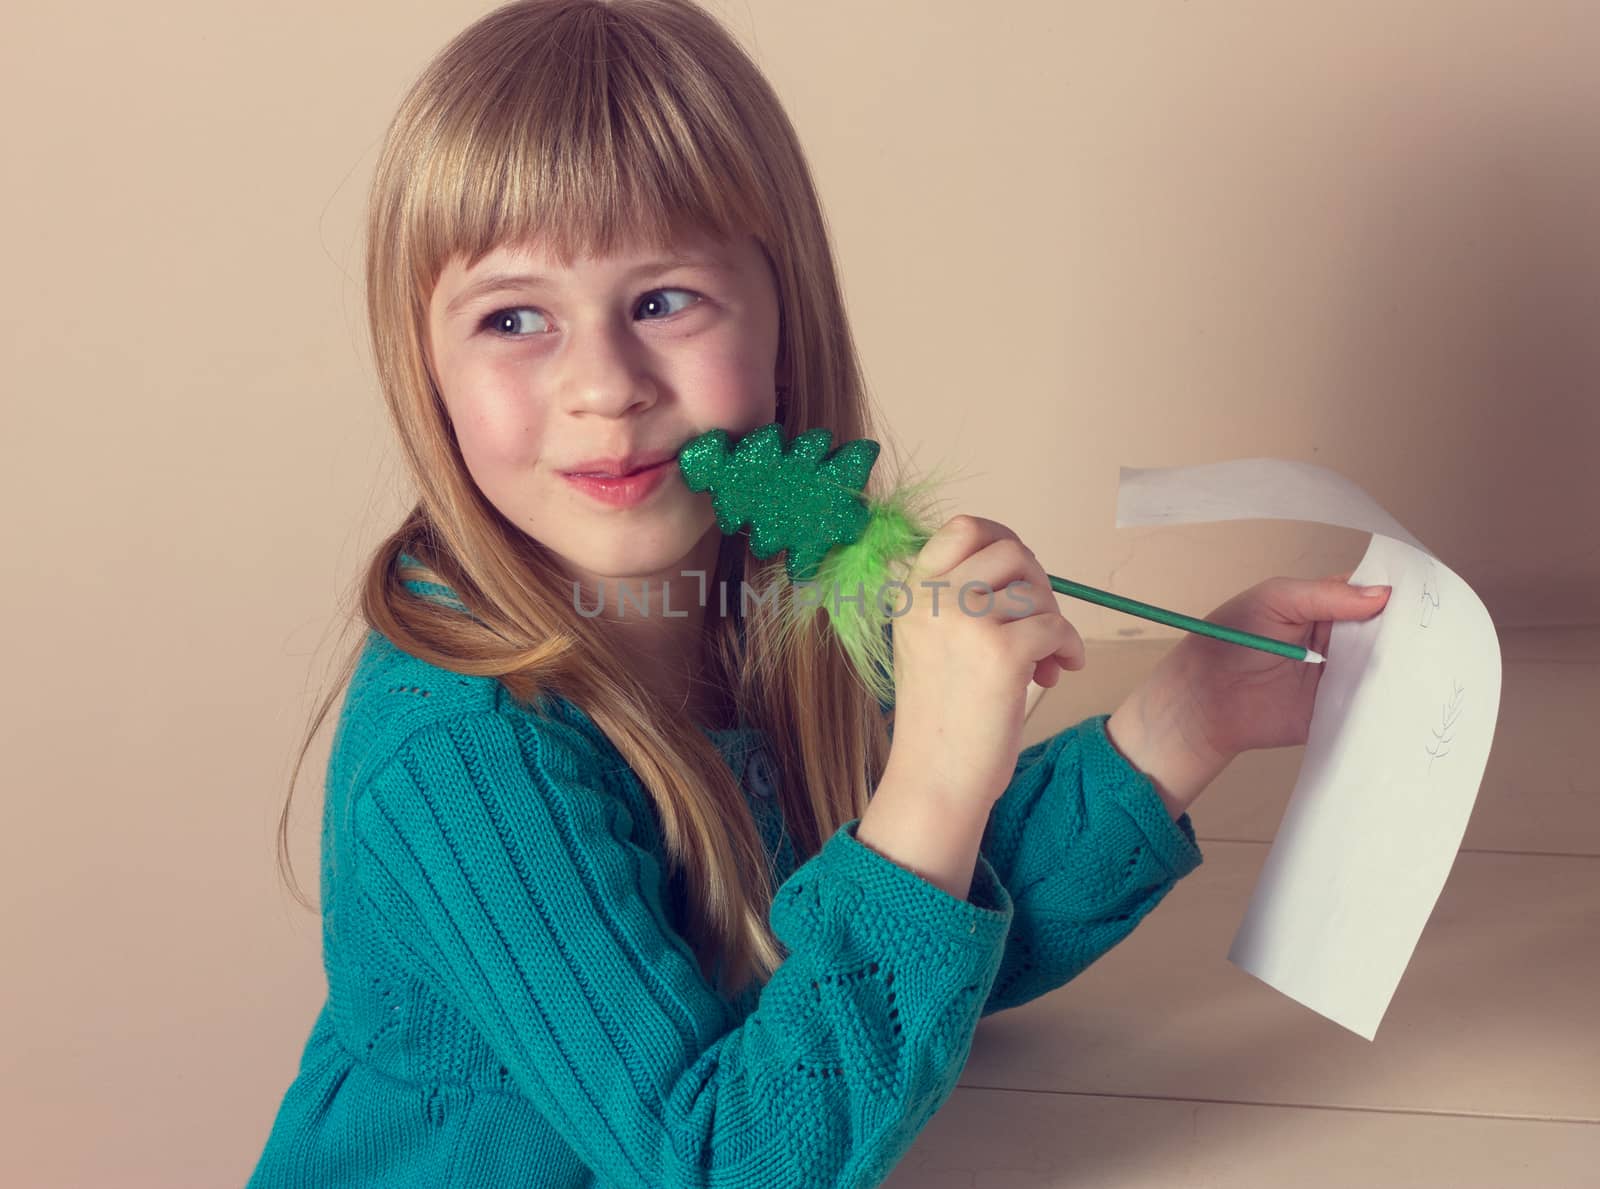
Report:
766,460,958,710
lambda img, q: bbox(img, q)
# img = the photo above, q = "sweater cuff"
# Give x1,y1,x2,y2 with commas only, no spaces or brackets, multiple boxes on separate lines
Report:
823,818,1014,954
1081,713,1204,879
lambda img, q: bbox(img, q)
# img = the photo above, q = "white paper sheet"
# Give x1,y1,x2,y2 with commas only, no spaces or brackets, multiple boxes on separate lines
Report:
1116,458,1503,1040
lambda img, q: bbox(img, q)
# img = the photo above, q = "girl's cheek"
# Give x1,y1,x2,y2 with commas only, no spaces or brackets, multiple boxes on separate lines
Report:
692,362,773,427
450,393,545,470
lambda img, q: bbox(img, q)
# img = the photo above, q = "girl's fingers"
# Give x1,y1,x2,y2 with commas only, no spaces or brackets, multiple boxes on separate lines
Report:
1311,617,1333,657
913,514,1016,582
1309,572,1388,657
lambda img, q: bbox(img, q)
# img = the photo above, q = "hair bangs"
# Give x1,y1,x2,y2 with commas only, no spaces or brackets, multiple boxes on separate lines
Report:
404,3,773,293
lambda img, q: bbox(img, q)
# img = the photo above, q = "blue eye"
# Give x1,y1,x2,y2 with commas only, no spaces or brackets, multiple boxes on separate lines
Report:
479,288,700,338
636,288,699,320
480,307,544,337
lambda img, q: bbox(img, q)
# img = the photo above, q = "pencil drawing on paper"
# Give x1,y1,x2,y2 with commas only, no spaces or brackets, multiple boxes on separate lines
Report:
1426,679,1465,775
1419,561,1440,628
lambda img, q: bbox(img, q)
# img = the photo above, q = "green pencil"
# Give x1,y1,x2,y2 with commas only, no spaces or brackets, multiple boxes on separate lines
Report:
1045,574,1324,664
884,519,1323,664
884,527,1323,664
673,422,1324,668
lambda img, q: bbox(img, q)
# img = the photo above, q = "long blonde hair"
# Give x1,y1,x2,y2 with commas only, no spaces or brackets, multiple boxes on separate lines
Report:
278,0,916,1000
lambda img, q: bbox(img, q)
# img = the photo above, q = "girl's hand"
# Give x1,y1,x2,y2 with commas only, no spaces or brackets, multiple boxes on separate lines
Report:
1166,571,1393,762
887,514,1086,812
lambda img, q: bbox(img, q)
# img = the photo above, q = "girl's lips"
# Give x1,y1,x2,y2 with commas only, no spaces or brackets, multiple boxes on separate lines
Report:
562,458,674,508
570,463,652,478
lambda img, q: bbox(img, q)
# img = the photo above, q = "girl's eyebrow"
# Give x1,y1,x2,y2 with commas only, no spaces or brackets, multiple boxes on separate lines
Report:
445,256,732,317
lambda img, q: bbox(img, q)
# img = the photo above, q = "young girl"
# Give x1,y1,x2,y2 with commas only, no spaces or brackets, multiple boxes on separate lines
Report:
246,2,1391,1185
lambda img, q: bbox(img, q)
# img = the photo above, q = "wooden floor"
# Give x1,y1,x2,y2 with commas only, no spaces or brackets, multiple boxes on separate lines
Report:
885,626,1600,1188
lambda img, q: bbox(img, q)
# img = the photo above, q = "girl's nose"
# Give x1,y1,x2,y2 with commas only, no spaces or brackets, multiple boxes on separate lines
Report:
560,322,656,416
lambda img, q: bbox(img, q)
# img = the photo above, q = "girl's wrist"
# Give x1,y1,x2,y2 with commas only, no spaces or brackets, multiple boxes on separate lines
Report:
1104,663,1233,818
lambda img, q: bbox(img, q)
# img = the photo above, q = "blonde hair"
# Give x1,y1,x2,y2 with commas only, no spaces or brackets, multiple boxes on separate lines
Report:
277,0,918,1000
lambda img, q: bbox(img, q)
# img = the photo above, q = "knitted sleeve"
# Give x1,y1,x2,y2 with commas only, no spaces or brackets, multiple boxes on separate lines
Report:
978,713,1205,1016
351,708,1014,1189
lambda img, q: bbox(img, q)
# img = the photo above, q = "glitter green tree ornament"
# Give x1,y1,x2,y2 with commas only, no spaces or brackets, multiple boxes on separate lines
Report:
677,421,952,710
678,424,880,583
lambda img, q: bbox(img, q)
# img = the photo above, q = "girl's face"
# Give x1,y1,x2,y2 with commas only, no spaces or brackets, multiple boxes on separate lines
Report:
425,228,783,594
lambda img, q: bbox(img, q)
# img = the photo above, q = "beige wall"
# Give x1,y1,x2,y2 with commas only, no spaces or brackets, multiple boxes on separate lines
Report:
2,2,1595,1185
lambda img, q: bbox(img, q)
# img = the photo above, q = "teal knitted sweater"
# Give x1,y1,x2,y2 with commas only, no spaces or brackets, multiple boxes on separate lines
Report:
246,577,1203,1188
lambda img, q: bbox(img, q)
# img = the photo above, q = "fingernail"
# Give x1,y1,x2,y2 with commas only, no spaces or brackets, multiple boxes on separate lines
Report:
1361,585,1391,597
